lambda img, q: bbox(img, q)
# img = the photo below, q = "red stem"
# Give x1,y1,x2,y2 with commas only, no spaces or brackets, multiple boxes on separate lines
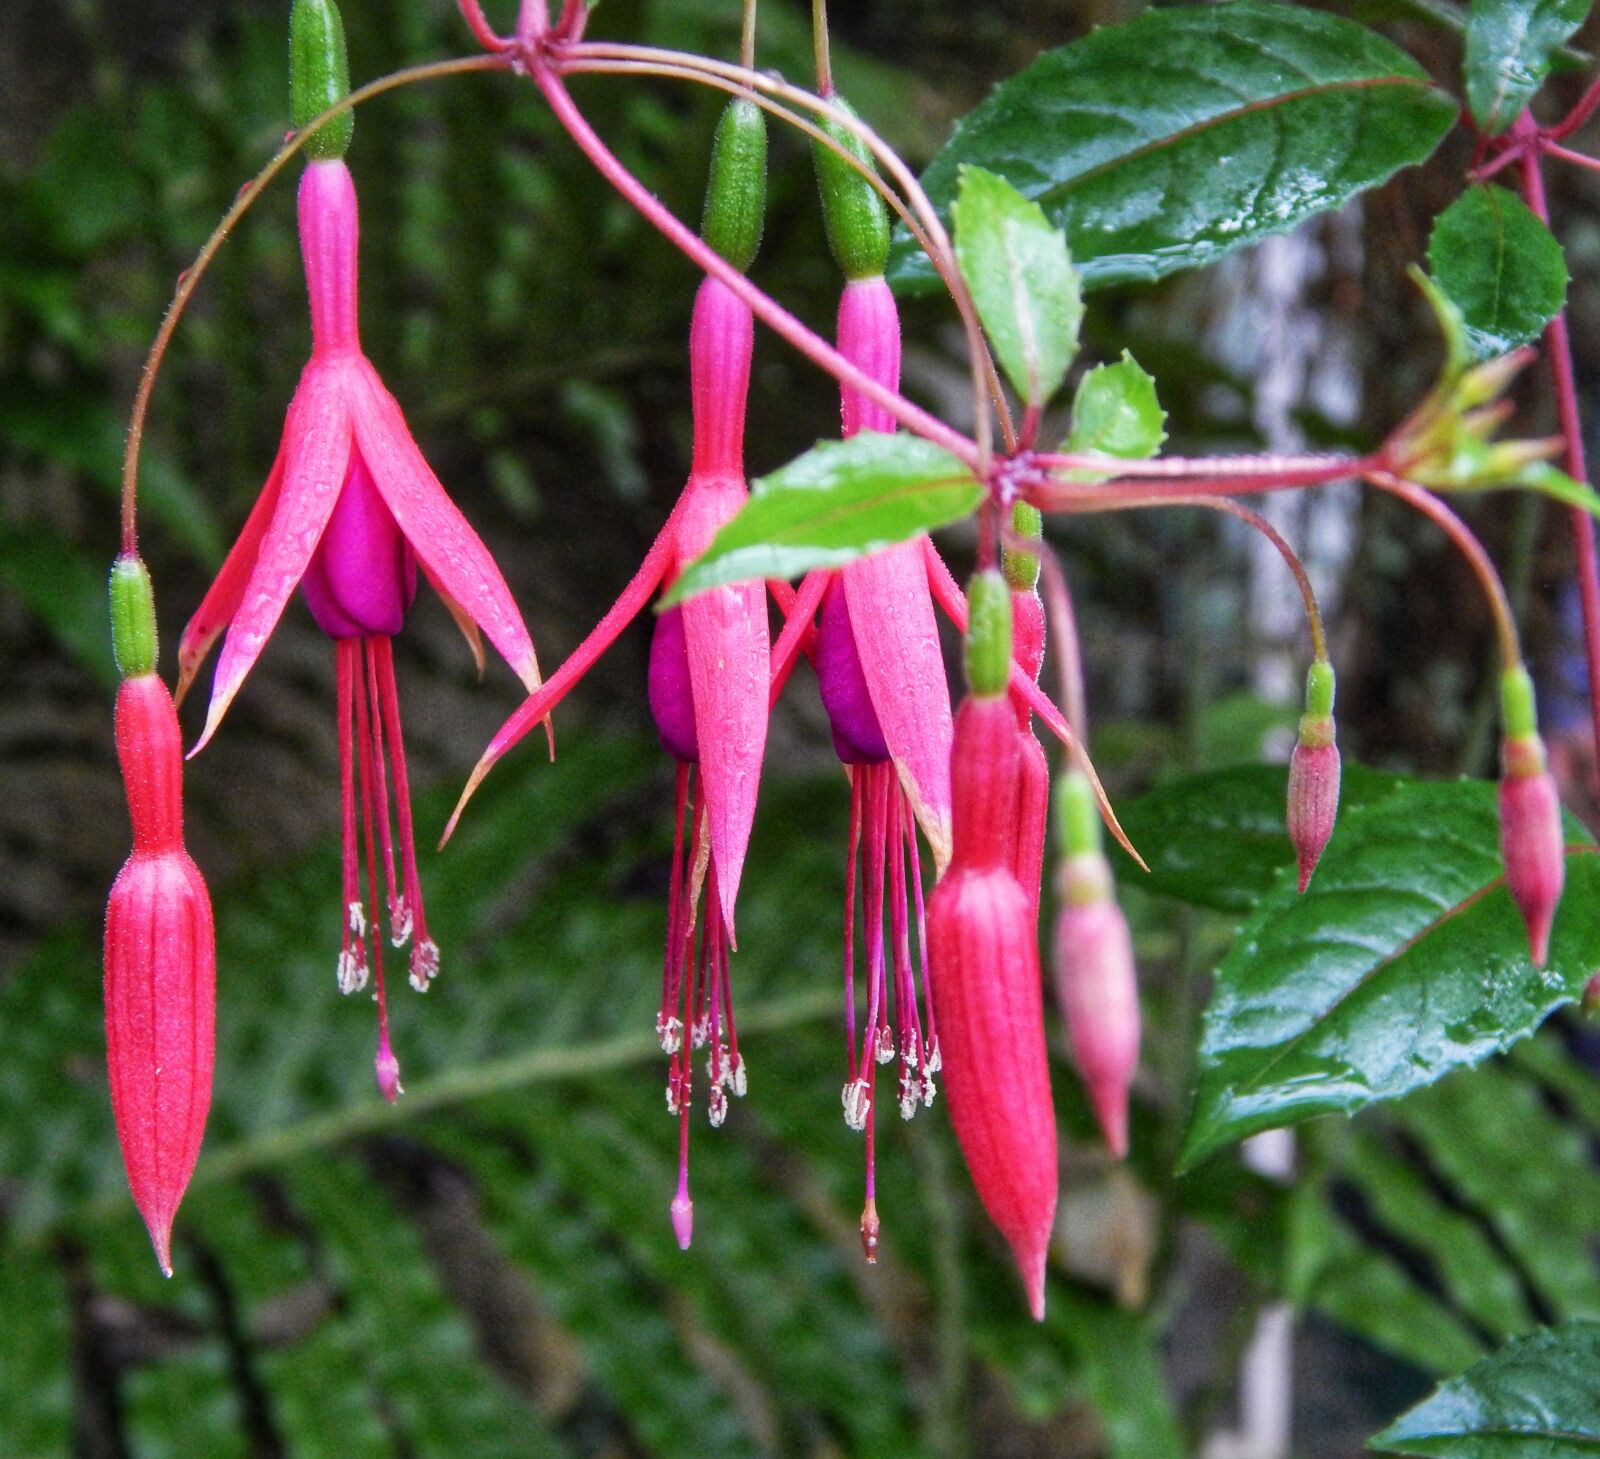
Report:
1518,115,1600,778
1548,73,1600,141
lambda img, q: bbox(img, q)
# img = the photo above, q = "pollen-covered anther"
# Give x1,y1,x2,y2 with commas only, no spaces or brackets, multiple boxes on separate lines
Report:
691,1013,710,1050
843,1077,871,1131
708,1084,729,1128
337,946,368,995
388,893,413,947
924,1039,942,1076
898,1074,918,1121
408,938,439,993
729,1054,748,1097
666,1070,686,1116
920,1069,937,1108
875,1024,896,1065
656,1013,683,1055
347,899,367,938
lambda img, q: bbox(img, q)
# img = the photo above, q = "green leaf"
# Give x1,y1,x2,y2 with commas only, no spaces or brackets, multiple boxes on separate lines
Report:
1063,352,1167,477
1429,186,1568,360
1465,0,1594,134
1516,462,1600,517
663,433,980,603
888,1,1456,293
1110,763,1408,913
1179,779,1600,1171
1372,1320,1600,1454
953,165,1081,406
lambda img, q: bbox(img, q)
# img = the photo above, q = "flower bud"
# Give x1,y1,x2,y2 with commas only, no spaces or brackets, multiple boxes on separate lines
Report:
1052,772,1138,1158
929,859,1057,1318
1498,667,1565,968
1500,737,1564,967
700,99,768,275
1288,661,1340,893
105,674,216,1275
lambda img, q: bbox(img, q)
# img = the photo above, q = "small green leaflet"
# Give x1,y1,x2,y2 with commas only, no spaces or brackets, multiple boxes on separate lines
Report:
1062,352,1166,478
1177,775,1600,1172
1371,1321,1600,1454
953,165,1081,407
1428,185,1568,360
889,1,1456,293
1465,0,1595,135
663,433,981,603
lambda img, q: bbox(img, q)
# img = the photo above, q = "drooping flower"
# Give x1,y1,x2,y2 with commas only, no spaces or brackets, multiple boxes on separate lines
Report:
104,556,216,1275
176,147,542,1098
446,100,773,1245
928,571,1058,1319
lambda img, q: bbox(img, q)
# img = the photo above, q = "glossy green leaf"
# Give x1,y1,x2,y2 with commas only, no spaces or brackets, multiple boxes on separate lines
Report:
953,165,1081,406
1372,1320,1600,1454
1429,186,1568,360
1066,352,1166,462
1110,763,1407,913
888,1,1456,293
663,433,980,603
1179,780,1600,1170
1465,0,1594,134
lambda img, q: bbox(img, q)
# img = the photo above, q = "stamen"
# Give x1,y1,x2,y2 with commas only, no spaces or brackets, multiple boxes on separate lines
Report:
336,641,367,991
843,767,863,1084
657,1014,684,1055
362,640,403,943
372,638,437,990
875,1024,896,1065
659,764,691,1045
347,900,367,938
671,1062,694,1250
842,1076,871,1131
354,648,399,1101
337,947,368,997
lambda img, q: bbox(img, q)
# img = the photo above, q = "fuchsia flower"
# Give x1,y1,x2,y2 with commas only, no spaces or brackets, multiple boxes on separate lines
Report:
1287,660,1340,892
105,654,216,1275
176,157,543,1098
928,575,1058,1319
650,274,771,1244
809,275,953,1258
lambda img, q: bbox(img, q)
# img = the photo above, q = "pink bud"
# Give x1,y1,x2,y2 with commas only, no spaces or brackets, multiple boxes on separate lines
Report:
1287,734,1340,893
1053,859,1139,1159
105,676,216,1276
1499,739,1565,967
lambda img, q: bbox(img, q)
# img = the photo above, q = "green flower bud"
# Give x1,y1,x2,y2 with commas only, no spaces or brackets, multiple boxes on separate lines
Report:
701,99,768,274
1500,664,1539,743
1055,768,1102,860
291,0,353,162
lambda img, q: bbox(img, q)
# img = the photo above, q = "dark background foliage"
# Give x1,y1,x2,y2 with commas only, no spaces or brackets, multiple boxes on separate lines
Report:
5,0,1600,1455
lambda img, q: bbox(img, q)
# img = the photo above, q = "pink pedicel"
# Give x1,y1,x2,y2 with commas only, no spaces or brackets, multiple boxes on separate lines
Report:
929,694,1058,1319
1499,733,1565,967
1054,858,1139,1160
105,674,216,1275
177,158,544,1097
1288,729,1340,893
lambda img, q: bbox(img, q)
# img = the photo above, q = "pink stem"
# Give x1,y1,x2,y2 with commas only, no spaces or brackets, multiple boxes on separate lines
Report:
1519,118,1600,780
1542,141,1600,175
1549,74,1600,141
455,0,508,51
531,64,978,466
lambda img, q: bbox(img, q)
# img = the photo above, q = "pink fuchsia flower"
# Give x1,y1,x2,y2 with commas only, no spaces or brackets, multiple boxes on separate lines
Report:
176,158,543,1098
800,271,952,1259
104,558,216,1274
929,573,1058,1319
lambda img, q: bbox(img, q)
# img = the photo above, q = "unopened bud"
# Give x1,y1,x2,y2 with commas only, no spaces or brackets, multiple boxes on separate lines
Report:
1288,661,1339,893
289,0,353,161
1499,734,1564,968
813,96,890,281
